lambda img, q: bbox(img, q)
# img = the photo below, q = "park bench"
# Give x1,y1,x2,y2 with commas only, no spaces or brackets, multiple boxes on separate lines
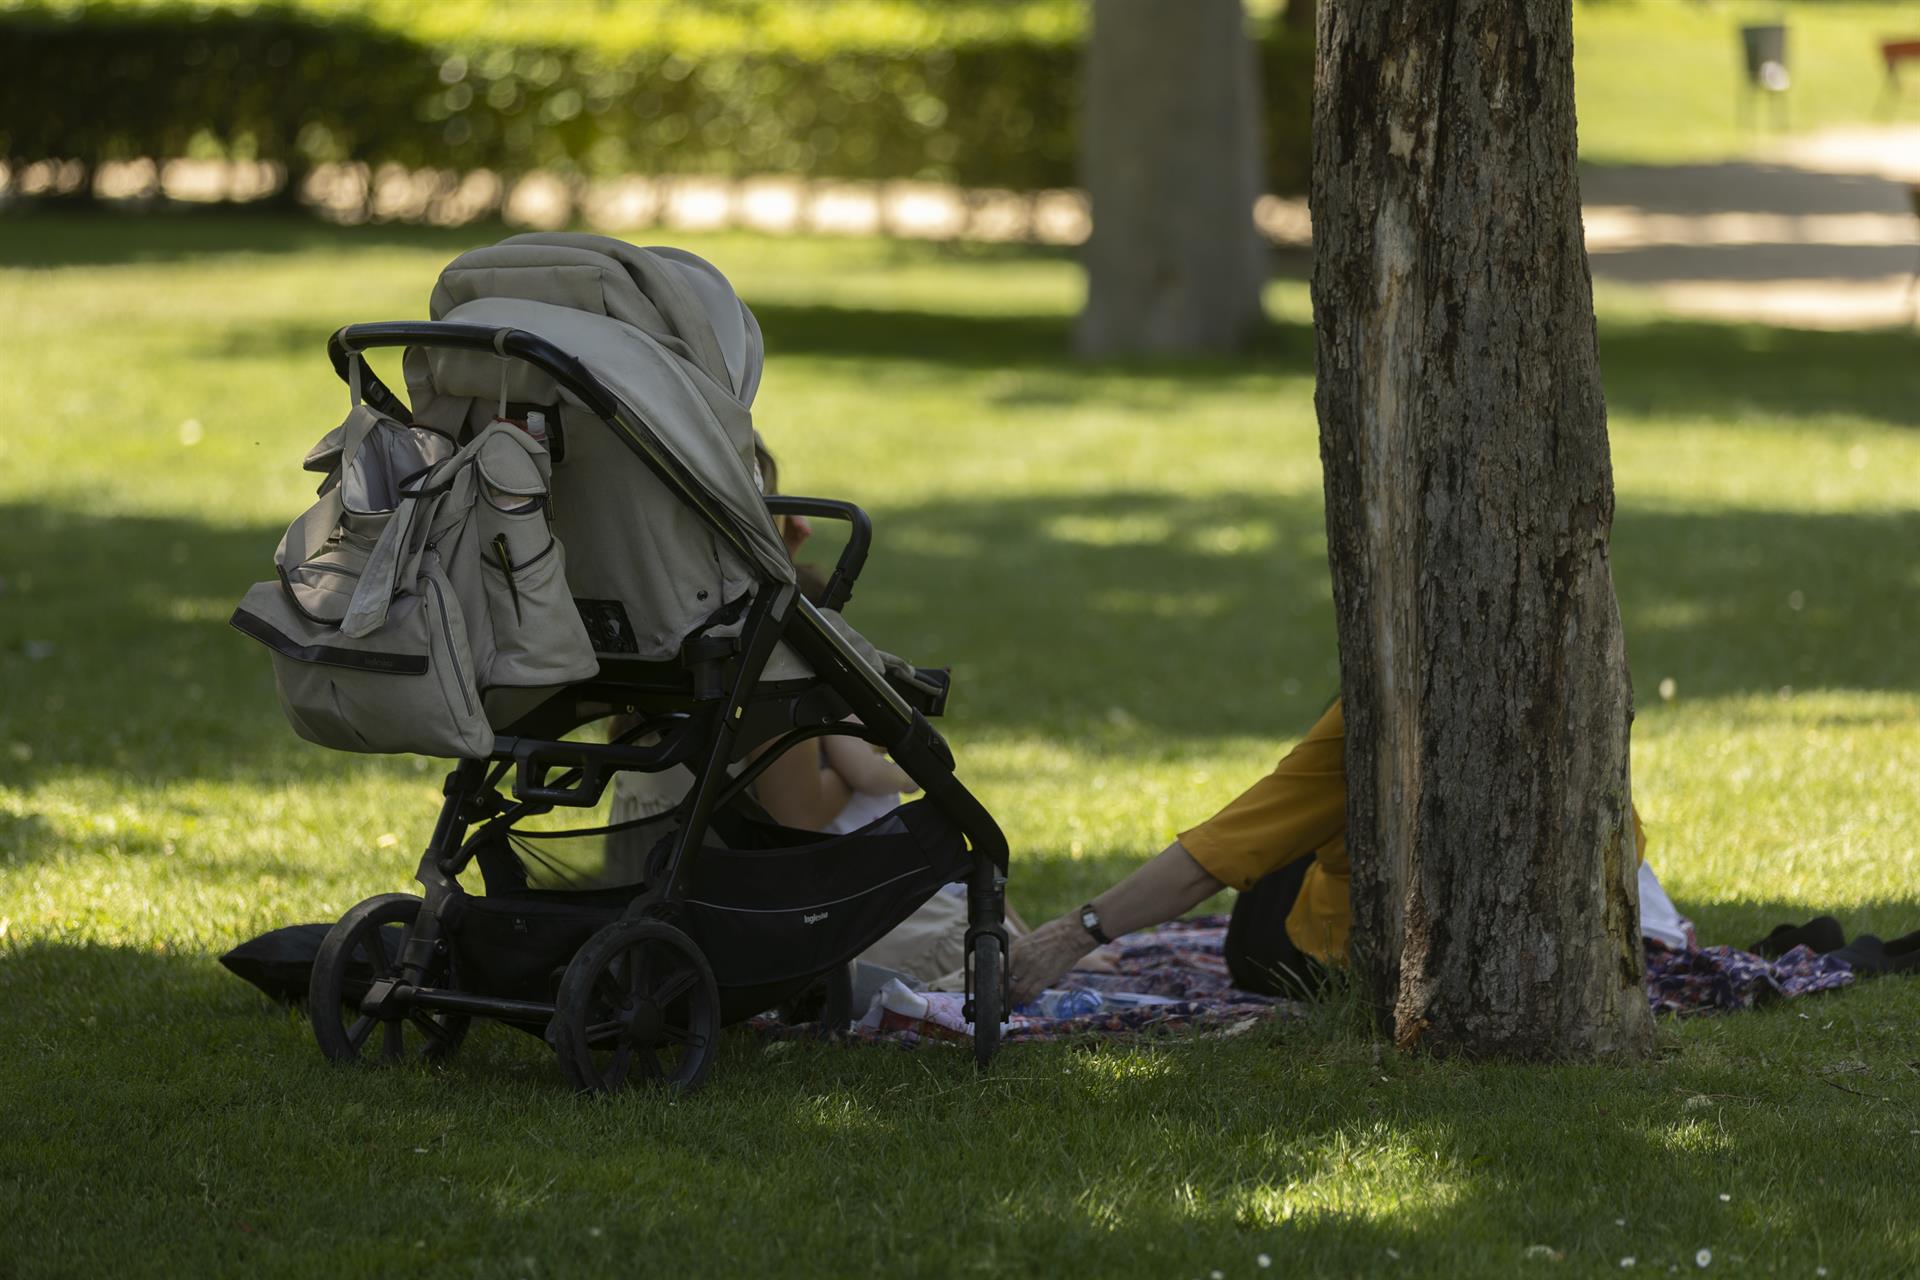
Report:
1880,38,1920,112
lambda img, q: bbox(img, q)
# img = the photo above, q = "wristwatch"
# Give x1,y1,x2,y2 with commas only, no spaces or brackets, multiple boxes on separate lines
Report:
1078,902,1111,946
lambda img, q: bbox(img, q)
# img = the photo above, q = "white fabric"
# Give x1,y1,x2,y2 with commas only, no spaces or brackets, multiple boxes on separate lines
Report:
822,786,900,836
1637,861,1692,949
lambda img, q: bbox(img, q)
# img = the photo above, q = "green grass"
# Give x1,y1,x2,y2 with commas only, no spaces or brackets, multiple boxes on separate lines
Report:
3,211,1920,1278
1573,0,1920,166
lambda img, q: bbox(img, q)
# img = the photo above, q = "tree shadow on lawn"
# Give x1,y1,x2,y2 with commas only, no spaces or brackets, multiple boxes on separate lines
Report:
1578,162,1916,221
755,300,1316,375
0,205,1091,273
0,501,378,800
7,934,1918,1274
1597,315,1920,429
11,207,1915,430
0,207,521,270
1611,504,1920,699
860,491,1920,736
0,487,1913,799
763,302,1917,432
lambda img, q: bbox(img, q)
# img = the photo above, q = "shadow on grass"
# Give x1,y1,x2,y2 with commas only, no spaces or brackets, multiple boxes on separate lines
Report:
758,300,1315,374
1,485,1914,816
182,293,1317,379
6,933,1919,1275
1579,161,1915,221
9,208,1917,429
0,206,519,270
1599,316,1920,428
1612,505,1920,697
205,295,1918,428
0,485,1912,867
0,501,349,804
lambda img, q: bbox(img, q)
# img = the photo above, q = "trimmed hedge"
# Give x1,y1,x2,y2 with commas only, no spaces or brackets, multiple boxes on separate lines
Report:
0,1,1313,205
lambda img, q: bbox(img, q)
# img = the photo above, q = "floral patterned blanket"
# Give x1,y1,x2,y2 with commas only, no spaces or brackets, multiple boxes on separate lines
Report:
761,915,1859,1047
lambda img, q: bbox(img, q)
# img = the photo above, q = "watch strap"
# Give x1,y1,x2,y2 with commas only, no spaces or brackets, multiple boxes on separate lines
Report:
1078,902,1111,946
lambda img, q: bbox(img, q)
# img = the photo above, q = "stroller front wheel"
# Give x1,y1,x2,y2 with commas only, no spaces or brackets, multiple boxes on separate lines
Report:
310,893,469,1067
970,933,1004,1070
550,918,721,1094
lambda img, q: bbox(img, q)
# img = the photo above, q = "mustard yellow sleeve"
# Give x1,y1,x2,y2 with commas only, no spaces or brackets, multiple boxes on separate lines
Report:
1179,700,1347,891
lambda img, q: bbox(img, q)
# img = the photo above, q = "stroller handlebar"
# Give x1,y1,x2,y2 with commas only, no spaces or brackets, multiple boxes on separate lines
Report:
327,321,626,424
763,495,871,613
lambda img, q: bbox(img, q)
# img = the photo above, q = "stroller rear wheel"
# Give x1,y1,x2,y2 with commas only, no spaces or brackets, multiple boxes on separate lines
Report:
310,893,469,1066
551,918,721,1094
970,933,1004,1069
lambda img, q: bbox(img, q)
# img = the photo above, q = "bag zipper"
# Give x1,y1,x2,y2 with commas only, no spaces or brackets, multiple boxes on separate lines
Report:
424,573,476,717
491,533,524,625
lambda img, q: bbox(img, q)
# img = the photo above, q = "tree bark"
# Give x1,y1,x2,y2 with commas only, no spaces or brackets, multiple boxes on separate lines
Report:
1312,0,1652,1059
1074,0,1266,357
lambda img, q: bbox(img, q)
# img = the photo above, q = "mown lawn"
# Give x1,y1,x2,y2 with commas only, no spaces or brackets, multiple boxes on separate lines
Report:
2,212,1918,1278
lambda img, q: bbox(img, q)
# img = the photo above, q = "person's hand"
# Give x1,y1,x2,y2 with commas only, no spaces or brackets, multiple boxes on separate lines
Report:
1009,915,1098,1005
780,512,813,559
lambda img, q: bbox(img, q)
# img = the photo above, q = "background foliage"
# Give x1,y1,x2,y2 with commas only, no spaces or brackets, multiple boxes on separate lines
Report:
0,0,1315,197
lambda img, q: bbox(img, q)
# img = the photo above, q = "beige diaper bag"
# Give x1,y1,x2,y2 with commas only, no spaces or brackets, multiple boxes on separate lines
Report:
231,363,599,757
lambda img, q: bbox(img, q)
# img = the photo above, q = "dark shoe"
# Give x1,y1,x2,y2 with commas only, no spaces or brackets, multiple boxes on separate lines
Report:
1875,928,1920,974
1751,916,1847,958
1831,934,1888,975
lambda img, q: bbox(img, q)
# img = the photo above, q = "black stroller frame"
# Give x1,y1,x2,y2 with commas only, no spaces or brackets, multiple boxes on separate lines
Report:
307,321,1011,1091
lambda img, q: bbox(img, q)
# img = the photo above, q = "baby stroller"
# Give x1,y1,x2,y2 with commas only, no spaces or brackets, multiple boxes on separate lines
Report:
230,233,1011,1091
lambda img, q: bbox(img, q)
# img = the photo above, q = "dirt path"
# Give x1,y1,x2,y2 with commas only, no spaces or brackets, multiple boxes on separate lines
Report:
1581,126,1920,330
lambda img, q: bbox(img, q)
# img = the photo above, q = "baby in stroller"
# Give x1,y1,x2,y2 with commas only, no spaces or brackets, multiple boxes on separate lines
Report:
229,233,1012,1091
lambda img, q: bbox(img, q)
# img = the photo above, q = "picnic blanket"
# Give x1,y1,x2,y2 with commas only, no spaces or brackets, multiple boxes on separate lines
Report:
773,916,1304,1045
1643,938,1854,1016
758,912,1862,1047
222,912,1860,1039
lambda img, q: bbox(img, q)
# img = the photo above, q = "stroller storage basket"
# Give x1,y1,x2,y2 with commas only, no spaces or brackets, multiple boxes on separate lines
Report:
452,800,969,1003
682,800,972,988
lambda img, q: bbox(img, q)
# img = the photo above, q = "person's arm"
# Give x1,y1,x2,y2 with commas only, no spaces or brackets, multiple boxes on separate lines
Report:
1009,839,1222,1004
752,739,854,831
1007,701,1349,1004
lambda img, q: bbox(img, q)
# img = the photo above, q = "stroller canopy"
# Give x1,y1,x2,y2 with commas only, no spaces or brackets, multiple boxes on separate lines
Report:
403,234,794,661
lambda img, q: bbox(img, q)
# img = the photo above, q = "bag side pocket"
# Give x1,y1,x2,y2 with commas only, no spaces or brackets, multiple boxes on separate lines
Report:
473,432,599,690
231,556,493,759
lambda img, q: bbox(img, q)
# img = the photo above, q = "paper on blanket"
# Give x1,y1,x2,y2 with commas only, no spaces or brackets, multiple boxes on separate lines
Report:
855,978,1179,1039
858,978,974,1039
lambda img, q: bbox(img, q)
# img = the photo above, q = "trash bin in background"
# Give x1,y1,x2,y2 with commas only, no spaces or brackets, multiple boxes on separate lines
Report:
1740,23,1791,130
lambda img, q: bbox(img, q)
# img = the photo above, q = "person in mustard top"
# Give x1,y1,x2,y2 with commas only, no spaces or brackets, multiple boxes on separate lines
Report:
1009,699,1652,1004
1009,699,1352,1003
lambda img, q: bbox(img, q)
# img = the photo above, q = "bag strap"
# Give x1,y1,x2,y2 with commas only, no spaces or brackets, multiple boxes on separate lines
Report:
337,463,451,638
336,426,492,639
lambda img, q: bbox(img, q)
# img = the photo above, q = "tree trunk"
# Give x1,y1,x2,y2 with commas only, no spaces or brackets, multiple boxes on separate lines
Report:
1312,0,1652,1060
1074,0,1266,357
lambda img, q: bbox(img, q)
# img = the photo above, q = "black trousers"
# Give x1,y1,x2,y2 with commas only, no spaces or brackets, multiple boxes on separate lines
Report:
1224,853,1329,999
